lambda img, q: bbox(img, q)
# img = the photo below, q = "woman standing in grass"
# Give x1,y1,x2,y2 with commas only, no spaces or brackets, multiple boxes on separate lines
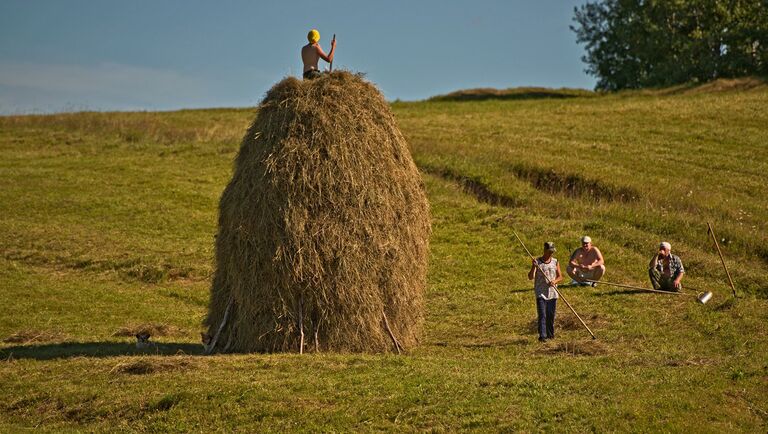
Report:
528,242,563,342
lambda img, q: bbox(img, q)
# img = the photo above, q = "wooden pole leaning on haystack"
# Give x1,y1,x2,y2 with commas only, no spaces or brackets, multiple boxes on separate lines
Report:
205,296,234,354
512,231,597,339
707,222,737,298
313,318,321,352
382,312,403,354
298,294,305,354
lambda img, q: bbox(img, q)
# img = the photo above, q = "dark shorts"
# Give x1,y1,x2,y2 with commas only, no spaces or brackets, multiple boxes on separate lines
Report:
303,69,322,80
649,269,680,292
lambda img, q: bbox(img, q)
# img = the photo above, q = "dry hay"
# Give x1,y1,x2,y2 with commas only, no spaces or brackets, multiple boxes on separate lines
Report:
204,71,431,353
640,76,767,96
428,86,594,102
110,357,194,375
558,312,608,331
112,323,184,338
684,77,766,94
537,339,609,357
663,356,715,367
526,312,608,333
3,329,68,344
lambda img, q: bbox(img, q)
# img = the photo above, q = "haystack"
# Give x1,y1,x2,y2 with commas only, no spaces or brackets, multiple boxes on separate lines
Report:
204,71,431,353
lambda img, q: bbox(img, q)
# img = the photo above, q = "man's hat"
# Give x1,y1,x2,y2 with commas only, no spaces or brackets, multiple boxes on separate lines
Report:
544,241,556,252
581,236,592,244
307,29,320,43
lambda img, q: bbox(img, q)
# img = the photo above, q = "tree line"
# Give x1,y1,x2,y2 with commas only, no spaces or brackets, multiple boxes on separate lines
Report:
571,0,768,90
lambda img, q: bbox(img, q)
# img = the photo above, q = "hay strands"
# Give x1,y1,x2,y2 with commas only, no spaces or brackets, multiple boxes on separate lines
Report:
512,230,597,339
205,296,234,354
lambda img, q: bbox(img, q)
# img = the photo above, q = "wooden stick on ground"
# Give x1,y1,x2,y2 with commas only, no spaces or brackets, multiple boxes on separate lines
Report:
206,296,234,354
707,222,737,298
512,231,597,339
382,312,403,354
585,279,688,296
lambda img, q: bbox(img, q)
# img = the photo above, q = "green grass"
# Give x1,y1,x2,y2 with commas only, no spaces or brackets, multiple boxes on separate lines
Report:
1,83,767,431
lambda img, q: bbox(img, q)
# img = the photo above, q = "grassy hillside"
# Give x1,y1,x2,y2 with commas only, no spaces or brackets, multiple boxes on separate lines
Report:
1,81,767,431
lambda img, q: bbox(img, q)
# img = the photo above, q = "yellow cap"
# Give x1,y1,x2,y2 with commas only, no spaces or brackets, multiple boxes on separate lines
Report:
307,29,320,43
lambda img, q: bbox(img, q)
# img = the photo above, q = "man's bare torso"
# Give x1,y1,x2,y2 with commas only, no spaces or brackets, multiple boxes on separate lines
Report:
571,247,601,266
302,43,321,72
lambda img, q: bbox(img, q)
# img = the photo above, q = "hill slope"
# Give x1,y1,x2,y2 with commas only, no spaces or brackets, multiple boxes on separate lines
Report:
1,84,766,431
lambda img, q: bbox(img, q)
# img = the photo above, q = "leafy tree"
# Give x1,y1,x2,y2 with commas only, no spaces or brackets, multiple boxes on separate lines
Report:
572,0,768,90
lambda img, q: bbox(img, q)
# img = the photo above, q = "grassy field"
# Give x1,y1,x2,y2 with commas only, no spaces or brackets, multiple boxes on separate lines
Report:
1,79,767,431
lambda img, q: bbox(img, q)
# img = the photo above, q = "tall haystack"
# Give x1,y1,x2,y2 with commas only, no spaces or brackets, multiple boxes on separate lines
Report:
204,71,431,353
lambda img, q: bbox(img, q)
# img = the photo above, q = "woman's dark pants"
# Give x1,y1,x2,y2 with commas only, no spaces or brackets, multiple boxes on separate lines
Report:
536,297,557,339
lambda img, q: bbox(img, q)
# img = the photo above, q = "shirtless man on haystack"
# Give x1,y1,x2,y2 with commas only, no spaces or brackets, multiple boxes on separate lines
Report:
567,236,606,287
302,29,336,79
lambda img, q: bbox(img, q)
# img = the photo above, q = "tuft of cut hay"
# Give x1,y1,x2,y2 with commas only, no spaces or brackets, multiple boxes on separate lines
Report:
537,339,609,357
557,312,608,331
3,329,68,344
110,357,194,375
204,71,431,353
526,312,608,334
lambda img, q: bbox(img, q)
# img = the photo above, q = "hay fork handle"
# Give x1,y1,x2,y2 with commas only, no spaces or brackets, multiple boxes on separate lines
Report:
512,231,597,339
329,34,336,72
707,222,737,298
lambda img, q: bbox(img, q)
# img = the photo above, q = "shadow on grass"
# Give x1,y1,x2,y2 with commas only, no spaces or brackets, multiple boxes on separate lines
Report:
0,341,204,360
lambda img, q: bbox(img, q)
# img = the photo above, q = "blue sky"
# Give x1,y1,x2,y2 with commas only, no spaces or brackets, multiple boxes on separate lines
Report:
0,1,594,114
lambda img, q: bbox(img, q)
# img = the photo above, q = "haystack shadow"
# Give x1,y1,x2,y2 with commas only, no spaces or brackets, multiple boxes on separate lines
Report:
0,341,204,360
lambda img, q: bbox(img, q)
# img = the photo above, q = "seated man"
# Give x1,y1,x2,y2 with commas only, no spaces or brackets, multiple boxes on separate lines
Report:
649,242,685,291
301,29,336,79
567,236,605,286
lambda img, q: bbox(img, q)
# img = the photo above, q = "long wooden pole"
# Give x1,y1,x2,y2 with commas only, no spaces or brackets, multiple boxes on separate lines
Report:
585,278,709,295
707,222,737,298
382,312,403,354
584,279,692,297
206,296,233,354
298,294,305,354
512,231,596,339
329,34,336,72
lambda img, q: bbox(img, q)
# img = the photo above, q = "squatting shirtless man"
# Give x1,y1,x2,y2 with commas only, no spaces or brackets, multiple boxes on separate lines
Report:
301,29,336,79
567,236,605,286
